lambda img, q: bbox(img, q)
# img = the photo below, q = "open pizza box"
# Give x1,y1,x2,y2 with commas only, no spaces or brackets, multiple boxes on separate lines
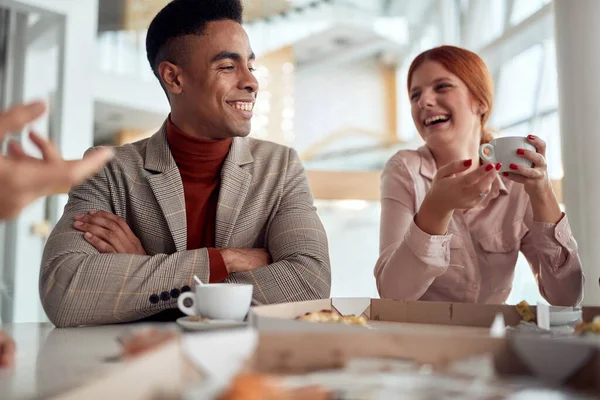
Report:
49,299,600,399
250,298,600,334
181,327,600,398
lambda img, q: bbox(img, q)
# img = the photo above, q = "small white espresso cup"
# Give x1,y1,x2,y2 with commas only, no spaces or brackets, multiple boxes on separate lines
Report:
177,283,253,321
478,136,536,173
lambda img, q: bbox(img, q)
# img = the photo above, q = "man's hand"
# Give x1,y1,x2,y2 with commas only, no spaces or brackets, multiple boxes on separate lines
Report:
0,330,15,368
220,248,271,274
73,210,146,255
0,101,114,219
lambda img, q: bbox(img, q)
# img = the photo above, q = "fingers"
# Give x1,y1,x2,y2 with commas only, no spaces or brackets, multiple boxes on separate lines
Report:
6,140,29,161
82,231,117,254
436,159,473,179
89,210,138,241
516,147,546,168
502,172,527,184
64,147,114,185
28,131,61,162
0,101,46,140
506,163,545,179
73,215,126,253
468,165,498,197
73,211,145,255
0,333,16,368
24,146,113,195
462,162,501,186
527,134,546,157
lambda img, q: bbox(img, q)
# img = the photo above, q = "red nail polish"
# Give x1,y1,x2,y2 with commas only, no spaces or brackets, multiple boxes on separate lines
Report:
510,163,518,170
528,134,535,140
503,172,509,177
517,149,525,155
485,164,494,171
463,159,472,167
495,163,502,170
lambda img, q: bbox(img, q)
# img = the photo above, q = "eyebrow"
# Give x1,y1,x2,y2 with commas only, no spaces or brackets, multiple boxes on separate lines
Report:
210,51,256,63
410,77,452,93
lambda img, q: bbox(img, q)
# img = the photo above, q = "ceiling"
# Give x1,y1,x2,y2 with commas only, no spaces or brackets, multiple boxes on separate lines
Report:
97,0,327,31
243,0,292,23
93,0,415,142
294,23,382,66
93,21,404,144
98,0,127,32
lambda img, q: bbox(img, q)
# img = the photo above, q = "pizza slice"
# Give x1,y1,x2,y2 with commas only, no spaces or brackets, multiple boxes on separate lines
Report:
296,310,368,326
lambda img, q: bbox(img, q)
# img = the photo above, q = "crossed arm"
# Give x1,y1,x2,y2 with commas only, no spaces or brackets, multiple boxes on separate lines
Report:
40,149,331,327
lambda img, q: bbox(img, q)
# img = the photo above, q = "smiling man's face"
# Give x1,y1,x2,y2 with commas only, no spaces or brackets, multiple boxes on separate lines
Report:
168,20,259,139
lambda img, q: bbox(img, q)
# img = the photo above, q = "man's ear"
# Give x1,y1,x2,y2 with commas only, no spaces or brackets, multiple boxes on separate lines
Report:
159,61,184,96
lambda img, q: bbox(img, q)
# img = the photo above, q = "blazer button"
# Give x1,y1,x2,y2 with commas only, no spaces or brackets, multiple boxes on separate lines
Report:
170,288,181,299
149,294,159,304
160,291,170,301
181,285,191,293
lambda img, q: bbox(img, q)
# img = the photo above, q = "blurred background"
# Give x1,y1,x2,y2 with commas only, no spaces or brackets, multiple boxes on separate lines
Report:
0,0,594,323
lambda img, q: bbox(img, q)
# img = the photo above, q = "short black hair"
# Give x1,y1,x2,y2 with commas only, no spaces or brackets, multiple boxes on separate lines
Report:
146,0,244,80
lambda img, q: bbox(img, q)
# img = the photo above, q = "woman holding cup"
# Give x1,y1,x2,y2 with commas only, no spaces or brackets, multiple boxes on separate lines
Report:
375,45,583,306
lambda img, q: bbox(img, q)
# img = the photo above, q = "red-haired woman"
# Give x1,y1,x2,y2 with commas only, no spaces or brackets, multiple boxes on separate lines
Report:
375,45,583,306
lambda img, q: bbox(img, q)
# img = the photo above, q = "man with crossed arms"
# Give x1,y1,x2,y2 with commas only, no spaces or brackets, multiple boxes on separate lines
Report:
40,0,331,327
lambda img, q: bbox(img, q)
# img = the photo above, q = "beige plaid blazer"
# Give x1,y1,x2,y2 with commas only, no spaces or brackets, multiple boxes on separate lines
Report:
40,124,331,327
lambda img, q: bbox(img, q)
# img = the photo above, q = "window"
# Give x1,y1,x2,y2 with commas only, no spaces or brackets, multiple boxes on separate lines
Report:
493,45,543,127
537,40,559,112
506,254,548,305
510,0,551,26
315,200,380,298
476,0,507,47
498,121,531,138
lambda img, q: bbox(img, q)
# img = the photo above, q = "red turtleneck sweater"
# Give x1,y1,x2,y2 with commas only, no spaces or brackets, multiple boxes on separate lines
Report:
166,118,230,283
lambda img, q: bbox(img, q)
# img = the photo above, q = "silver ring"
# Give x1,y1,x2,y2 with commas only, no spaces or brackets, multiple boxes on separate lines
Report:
479,192,487,198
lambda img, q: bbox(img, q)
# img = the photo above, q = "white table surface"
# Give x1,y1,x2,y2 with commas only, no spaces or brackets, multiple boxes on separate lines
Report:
0,322,176,400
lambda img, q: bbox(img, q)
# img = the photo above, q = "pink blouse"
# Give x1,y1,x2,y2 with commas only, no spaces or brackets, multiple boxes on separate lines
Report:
375,146,584,306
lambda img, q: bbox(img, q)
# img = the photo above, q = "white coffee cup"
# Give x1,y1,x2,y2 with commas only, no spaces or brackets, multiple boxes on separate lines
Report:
478,136,536,173
177,283,253,321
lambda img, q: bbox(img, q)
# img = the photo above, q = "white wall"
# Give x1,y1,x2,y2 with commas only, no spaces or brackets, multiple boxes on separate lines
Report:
94,70,169,116
316,200,380,298
293,57,390,298
294,57,390,155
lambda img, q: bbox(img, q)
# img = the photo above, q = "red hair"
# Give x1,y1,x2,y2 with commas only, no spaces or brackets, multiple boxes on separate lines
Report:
407,45,495,143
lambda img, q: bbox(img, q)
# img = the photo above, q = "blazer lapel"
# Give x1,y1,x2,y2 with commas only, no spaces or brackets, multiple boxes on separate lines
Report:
215,137,253,248
144,123,188,252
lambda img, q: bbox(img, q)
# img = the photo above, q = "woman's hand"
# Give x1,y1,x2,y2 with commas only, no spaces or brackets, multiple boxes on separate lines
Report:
503,134,553,197
504,134,562,223
429,159,500,211
416,159,500,235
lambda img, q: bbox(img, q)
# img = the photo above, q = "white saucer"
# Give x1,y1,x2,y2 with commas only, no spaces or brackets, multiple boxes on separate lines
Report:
176,316,247,331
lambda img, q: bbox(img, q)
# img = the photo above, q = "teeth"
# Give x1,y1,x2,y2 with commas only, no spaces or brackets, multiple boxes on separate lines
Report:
425,115,450,126
232,102,253,111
